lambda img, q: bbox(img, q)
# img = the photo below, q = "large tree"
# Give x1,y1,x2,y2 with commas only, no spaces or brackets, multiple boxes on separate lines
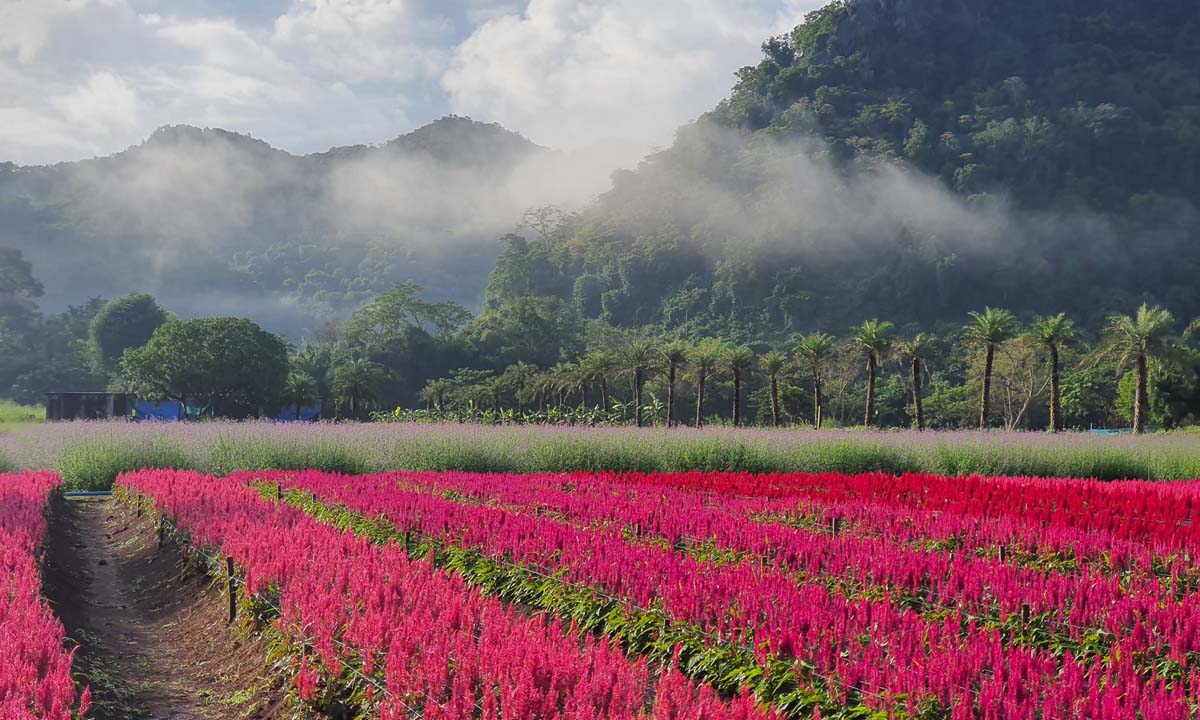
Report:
660,341,689,427
620,339,658,427
852,320,894,427
964,308,1020,430
89,292,169,375
759,350,788,427
724,344,755,427
1030,314,1076,433
795,332,836,428
121,318,289,416
330,358,387,419
1101,305,1176,434
688,339,725,427
895,334,934,431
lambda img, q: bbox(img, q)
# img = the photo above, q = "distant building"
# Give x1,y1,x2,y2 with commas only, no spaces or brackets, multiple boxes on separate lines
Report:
45,392,136,421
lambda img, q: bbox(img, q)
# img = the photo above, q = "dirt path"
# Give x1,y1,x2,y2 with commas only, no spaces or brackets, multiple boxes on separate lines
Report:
42,497,291,720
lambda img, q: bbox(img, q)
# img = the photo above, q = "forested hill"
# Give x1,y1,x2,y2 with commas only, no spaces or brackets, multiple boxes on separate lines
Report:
485,0,1200,337
0,117,552,335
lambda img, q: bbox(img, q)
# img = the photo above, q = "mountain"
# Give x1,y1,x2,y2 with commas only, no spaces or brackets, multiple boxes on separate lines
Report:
483,0,1200,336
0,117,560,335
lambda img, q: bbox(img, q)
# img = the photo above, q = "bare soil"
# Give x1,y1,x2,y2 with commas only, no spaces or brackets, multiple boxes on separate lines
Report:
42,497,293,720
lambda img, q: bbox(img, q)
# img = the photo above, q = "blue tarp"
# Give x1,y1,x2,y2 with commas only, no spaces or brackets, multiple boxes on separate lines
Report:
135,400,184,421
277,405,322,421
133,400,320,421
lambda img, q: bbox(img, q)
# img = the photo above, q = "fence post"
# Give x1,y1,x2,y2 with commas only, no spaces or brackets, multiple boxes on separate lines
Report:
157,517,165,550
227,557,238,624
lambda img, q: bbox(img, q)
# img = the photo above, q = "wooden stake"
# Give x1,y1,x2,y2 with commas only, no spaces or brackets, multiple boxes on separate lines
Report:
830,517,843,537
227,557,238,624
157,517,165,550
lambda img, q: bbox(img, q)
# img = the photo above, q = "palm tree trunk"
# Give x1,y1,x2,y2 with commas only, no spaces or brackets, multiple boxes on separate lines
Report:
980,344,995,430
1134,353,1148,435
1048,345,1061,433
863,354,877,427
634,369,645,428
812,374,823,429
666,366,676,427
580,383,589,409
769,374,780,427
600,378,610,413
732,370,742,427
695,373,706,427
911,357,924,431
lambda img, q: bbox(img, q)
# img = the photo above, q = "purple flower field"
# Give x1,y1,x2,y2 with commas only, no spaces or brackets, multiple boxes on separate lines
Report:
1,421,1198,489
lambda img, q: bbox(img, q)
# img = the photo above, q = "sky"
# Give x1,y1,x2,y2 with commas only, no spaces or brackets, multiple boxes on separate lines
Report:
0,0,822,166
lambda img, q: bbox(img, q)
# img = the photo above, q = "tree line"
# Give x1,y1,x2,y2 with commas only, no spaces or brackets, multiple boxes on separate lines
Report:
403,304,1193,434
1,238,1196,432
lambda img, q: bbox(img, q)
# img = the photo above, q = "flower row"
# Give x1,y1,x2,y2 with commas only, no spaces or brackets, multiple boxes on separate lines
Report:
118,469,772,720
255,469,1199,719
0,472,88,720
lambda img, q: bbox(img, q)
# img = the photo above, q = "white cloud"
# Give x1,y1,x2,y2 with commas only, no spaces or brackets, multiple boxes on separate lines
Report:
441,0,820,150
0,0,827,164
272,0,448,82
50,71,142,134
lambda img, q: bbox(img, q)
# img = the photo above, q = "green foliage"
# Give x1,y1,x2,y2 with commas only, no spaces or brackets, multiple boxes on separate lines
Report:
57,439,196,491
89,292,169,375
121,317,289,416
330,358,387,419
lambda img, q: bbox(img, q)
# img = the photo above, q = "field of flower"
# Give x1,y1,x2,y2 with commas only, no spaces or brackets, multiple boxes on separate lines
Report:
0,471,89,719
115,465,1200,719
5,421,1200,490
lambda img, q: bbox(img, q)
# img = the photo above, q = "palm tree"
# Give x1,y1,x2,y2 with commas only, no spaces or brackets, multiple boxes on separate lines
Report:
688,339,725,427
1100,304,1176,434
282,370,319,419
851,320,894,427
795,332,836,428
581,351,616,412
760,350,788,427
964,308,1020,430
620,340,658,427
895,334,934,431
330,359,385,419
660,341,690,427
419,377,453,410
724,345,756,427
1030,314,1076,433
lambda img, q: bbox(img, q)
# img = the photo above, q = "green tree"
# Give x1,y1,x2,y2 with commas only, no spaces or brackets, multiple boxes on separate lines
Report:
759,350,788,427
895,334,934,431
121,318,289,417
964,308,1020,430
620,339,658,427
344,281,470,342
795,332,836,428
851,319,894,427
89,292,169,376
660,341,690,427
331,358,387,419
282,370,319,417
688,339,725,427
1099,304,1176,434
464,296,583,369
724,345,755,427
1029,314,1076,432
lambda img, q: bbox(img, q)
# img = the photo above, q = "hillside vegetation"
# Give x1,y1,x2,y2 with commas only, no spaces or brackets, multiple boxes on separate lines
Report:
487,0,1200,335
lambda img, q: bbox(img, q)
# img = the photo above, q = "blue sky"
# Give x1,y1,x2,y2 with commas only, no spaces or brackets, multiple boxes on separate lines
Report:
0,0,820,165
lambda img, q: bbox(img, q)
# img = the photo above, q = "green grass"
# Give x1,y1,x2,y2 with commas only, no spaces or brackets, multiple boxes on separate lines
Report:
56,439,198,492
5,422,1200,490
0,401,43,432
